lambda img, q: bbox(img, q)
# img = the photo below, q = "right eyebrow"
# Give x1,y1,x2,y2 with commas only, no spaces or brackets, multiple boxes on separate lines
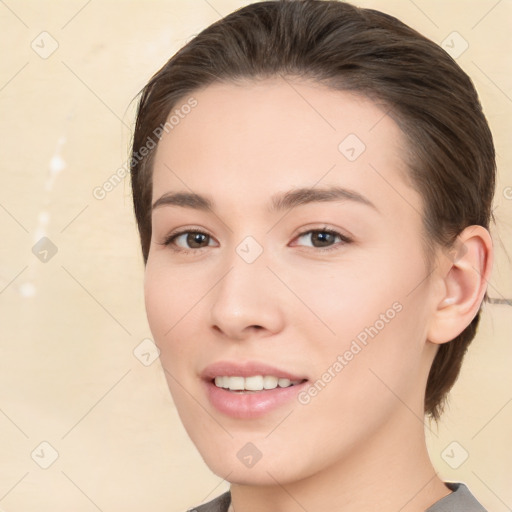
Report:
152,191,213,211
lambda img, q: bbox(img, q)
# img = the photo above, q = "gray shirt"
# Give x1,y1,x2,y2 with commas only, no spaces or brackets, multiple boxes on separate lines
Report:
188,482,487,512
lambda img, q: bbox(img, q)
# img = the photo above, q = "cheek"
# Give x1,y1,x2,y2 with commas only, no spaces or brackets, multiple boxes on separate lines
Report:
144,266,202,419
144,266,168,341
293,263,405,349
301,246,431,406
144,257,200,334
144,264,189,365
144,261,214,395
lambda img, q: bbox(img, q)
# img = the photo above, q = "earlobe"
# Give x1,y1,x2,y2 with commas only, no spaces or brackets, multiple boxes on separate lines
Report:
427,225,493,345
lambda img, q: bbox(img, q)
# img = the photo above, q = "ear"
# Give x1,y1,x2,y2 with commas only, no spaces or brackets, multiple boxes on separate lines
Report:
427,225,493,345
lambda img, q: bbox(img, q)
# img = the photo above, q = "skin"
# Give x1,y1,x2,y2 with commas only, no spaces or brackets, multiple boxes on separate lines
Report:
144,76,492,512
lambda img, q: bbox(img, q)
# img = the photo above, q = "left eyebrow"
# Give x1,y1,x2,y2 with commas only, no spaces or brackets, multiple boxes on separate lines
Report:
151,185,379,214
269,185,378,214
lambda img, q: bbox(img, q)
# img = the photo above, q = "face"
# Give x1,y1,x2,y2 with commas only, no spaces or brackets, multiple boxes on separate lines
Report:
144,77,441,485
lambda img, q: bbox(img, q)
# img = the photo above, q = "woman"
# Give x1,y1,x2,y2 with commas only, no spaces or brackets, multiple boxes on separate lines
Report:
129,1,494,510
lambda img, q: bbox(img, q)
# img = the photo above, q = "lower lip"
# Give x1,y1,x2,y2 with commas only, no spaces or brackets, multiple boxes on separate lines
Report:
204,379,309,419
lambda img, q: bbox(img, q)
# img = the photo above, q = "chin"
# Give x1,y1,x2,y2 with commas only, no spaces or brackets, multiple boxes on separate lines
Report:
193,437,315,487
206,459,303,486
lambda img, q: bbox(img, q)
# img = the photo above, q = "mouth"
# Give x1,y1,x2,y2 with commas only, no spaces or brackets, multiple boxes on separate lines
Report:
212,375,308,393
201,361,309,418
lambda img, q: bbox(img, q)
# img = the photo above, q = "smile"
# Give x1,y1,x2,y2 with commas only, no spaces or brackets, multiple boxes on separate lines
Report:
214,375,306,391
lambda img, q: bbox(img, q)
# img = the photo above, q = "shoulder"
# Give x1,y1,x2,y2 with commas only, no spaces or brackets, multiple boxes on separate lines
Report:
426,482,487,512
183,484,485,512
186,491,231,512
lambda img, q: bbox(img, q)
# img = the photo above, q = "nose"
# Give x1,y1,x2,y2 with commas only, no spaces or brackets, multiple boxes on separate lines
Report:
208,249,286,341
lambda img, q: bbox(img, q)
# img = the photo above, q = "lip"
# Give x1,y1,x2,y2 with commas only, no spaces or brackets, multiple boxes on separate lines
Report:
201,360,309,419
200,360,307,381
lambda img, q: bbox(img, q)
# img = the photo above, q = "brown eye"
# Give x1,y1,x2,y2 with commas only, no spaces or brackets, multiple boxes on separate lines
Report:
294,229,352,251
163,229,214,252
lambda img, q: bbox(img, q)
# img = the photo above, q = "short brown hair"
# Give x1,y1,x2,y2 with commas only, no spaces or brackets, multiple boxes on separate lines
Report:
130,0,496,419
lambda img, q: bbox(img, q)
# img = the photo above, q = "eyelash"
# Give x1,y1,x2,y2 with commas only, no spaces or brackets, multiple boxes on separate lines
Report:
160,226,352,255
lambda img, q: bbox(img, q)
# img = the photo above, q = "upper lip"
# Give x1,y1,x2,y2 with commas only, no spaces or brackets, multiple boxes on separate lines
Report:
201,361,308,381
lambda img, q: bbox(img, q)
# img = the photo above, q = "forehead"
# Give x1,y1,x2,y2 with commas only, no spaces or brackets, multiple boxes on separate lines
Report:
151,77,418,218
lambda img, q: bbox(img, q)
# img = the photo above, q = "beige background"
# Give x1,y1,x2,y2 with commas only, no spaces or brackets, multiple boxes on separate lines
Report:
1,0,511,510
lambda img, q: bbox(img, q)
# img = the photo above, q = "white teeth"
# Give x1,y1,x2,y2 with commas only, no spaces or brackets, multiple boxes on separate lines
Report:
214,375,302,391
245,375,264,391
229,376,245,390
263,376,278,389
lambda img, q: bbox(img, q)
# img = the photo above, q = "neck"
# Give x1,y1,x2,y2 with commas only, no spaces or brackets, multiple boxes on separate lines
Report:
228,413,450,512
